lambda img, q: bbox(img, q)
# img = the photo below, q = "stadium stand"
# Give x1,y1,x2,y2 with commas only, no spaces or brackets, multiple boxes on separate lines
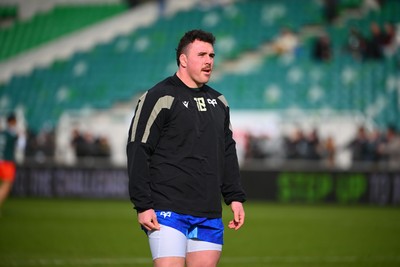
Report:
0,2,128,61
0,0,399,167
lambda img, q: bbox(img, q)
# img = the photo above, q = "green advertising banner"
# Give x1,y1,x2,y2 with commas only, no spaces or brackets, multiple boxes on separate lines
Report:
12,166,400,205
241,170,400,205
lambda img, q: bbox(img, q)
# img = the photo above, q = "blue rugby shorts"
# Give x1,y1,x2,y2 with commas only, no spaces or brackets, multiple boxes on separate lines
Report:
149,210,224,245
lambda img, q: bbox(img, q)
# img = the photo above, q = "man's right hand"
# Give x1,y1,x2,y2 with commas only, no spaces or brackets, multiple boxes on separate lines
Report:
137,209,160,231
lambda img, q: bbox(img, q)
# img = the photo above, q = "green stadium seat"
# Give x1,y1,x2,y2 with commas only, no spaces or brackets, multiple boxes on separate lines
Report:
1,0,398,131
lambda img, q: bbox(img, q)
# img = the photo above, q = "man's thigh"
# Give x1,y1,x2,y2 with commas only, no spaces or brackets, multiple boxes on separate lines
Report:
148,224,222,262
148,224,187,260
149,226,221,267
186,249,221,267
187,238,222,253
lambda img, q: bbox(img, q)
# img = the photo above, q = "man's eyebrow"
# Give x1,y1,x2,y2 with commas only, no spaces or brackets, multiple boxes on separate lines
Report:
198,52,215,57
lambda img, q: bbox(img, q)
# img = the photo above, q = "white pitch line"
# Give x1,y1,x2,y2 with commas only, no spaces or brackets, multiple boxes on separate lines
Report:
221,255,400,263
0,258,151,266
1,256,400,266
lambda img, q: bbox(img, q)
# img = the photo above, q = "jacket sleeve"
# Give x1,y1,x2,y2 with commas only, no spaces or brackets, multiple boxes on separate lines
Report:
126,91,173,211
218,96,247,205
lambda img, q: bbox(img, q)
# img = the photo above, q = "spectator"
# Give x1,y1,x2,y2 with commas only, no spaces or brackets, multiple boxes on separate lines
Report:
24,128,38,160
94,136,111,158
81,132,96,157
71,129,86,158
36,128,55,161
24,126,55,164
247,134,268,159
365,22,385,60
343,26,367,60
312,34,333,62
71,129,111,162
382,22,399,57
366,128,384,162
321,135,336,167
284,128,308,160
379,125,400,169
305,129,322,160
322,0,339,24
272,27,299,55
346,126,369,163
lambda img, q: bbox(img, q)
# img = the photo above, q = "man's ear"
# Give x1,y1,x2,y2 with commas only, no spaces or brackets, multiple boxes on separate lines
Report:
179,54,187,68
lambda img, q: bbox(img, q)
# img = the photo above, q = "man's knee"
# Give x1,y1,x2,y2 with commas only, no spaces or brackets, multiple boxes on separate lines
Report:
154,256,185,267
186,250,221,267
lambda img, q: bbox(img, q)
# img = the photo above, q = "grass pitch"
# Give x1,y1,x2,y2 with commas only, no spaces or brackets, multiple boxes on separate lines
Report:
0,198,399,267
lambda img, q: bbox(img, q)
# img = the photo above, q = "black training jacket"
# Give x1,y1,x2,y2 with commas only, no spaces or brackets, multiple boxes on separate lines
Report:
127,74,246,218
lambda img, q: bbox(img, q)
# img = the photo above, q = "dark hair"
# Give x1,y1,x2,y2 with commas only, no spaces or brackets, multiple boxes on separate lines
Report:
176,29,216,66
387,124,397,134
7,113,16,123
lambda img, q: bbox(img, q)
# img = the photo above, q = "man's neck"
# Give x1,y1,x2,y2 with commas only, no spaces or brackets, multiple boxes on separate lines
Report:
176,69,202,88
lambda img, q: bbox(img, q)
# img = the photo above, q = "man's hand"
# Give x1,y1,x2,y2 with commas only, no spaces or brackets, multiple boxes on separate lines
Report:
228,201,245,230
137,209,160,231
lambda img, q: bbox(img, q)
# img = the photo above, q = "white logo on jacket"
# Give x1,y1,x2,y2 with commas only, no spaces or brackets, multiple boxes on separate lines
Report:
207,99,217,107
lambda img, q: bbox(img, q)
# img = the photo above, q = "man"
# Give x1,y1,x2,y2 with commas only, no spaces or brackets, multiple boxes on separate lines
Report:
127,29,246,267
379,125,400,169
0,114,19,210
